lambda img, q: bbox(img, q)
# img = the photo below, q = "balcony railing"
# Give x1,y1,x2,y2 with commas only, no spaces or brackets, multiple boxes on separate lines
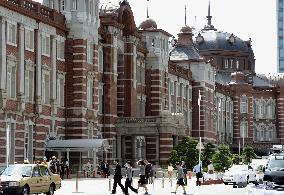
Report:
117,117,157,124
2,0,65,28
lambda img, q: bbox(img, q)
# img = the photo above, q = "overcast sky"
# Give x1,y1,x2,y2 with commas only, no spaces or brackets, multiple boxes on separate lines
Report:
36,0,277,74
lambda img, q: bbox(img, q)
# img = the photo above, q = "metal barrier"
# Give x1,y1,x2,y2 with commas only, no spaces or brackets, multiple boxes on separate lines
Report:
109,177,112,191
162,172,165,188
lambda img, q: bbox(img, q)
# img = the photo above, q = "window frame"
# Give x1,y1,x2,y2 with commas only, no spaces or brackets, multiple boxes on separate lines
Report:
41,34,51,57
7,21,17,46
42,71,50,105
25,28,34,52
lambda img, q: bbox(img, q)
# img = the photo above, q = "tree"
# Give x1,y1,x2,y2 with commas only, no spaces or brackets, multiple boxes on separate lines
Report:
168,137,199,169
242,146,256,164
231,154,241,165
212,144,232,172
169,150,179,165
202,143,216,169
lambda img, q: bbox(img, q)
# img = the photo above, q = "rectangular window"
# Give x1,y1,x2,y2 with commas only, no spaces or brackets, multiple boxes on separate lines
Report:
179,84,182,97
170,81,174,95
224,59,229,69
240,122,248,138
42,73,50,104
7,22,17,45
72,0,77,10
41,35,50,56
240,96,247,113
87,79,93,108
99,84,103,114
7,66,16,98
236,60,240,70
98,49,103,72
87,41,93,64
57,40,65,60
7,122,15,164
25,29,34,51
57,76,64,107
24,122,33,162
230,59,234,68
188,88,192,100
25,70,34,102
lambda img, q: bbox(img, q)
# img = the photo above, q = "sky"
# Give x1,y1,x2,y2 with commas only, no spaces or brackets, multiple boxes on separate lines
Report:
35,0,277,74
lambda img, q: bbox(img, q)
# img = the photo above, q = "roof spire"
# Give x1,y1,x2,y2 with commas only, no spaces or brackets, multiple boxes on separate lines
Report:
147,0,149,18
203,0,217,31
185,5,187,26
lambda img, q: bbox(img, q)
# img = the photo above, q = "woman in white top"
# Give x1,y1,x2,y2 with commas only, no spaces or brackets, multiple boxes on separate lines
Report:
168,163,174,180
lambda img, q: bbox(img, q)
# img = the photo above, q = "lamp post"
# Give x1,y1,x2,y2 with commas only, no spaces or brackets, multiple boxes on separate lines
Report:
197,90,204,164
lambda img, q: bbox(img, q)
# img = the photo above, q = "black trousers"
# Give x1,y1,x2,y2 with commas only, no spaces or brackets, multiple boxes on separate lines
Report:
125,178,137,194
112,178,125,193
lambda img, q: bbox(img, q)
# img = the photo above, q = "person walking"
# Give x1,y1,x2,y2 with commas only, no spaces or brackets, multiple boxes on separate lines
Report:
137,160,148,195
111,159,126,194
168,163,174,181
124,161,138,195
145,160,152,184
171,162,186,194
181,161,187,186
193,161,203,186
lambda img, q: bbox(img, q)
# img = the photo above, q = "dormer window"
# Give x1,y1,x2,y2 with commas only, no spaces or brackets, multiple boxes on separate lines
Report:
72,0,77,10
227,34,235,44
196,33,204,44
236,60,240,70
151,39,155,47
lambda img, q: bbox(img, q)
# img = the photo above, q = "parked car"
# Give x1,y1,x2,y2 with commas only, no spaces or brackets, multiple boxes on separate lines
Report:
263,154,284,188
0,163,61,195
223,164,256,185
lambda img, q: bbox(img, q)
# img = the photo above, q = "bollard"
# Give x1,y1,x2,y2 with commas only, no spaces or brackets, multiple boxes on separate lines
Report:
170,177,173,187
75,171,80,192
152,176,155,190
109,177,112,191
162,172,165,188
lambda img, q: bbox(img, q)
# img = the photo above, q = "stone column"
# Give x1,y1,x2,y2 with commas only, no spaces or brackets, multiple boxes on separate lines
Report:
51,35,57,101
121,136,125,163
0,17,6,108
17,24,25,111
116,134,121,162
35,29,42,113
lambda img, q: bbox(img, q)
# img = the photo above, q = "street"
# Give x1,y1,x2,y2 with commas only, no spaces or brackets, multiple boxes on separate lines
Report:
54,177,247,195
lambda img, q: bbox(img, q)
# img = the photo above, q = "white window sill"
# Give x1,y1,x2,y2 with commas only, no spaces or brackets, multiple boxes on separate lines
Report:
7,97,17,101
7,42,17,47
25,48,34,52
42,53,50,57
57,58,65,62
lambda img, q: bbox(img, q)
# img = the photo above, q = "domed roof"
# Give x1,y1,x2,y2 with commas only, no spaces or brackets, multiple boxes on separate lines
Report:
180,26,192,34
139,18,157,30
100,1,120,13
195,30,254,55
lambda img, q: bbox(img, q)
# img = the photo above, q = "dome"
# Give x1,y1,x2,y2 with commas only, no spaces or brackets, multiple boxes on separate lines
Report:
180,26,192,34
100,1,120,13
139,18,157,30
195,30,254,55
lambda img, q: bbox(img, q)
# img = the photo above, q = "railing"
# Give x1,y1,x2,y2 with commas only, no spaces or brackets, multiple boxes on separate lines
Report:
3,0,65,28
117,117,157,124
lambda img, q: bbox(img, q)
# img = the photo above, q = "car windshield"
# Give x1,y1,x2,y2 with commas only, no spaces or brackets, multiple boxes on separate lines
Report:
1,165,32,176
268,158,284,170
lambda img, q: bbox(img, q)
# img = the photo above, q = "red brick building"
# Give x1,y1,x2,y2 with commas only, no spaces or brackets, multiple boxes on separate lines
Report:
0,0,283,169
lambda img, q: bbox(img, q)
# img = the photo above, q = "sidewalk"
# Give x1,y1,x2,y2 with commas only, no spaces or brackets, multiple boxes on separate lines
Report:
55,177,247,195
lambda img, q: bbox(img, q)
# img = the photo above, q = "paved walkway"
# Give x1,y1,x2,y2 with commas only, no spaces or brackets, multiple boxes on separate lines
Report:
54,177,247,195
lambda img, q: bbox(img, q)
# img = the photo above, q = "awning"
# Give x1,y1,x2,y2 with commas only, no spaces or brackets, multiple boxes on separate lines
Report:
45,139,110,152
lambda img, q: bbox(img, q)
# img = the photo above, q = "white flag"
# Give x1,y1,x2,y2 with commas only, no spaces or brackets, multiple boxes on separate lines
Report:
198,90,201,106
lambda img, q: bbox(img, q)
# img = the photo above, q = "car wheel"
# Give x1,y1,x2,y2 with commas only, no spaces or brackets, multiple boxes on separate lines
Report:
224,182,228,185
22,185,29,195
46,184,55,195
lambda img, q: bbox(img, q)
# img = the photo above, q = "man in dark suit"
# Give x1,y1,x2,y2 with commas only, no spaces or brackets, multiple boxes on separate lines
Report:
112,159,126,194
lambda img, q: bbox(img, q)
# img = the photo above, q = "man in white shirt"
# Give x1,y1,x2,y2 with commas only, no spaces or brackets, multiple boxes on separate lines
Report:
193,162,203,186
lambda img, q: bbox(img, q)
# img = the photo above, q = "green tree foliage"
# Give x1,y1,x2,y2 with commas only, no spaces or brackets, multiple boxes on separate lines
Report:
168,137,199,170
242,146,256,164
202,142,216,169
212,144,232,172
231,154,241,165
169,150,179,165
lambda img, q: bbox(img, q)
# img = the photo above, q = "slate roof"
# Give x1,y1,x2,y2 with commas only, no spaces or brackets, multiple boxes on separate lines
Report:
170,45,204,61
215,72,231,85
195,30,254,55
253,76,274,88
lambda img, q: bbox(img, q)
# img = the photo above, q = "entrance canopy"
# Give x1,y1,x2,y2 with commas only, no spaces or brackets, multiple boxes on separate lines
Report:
46,139,109,152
